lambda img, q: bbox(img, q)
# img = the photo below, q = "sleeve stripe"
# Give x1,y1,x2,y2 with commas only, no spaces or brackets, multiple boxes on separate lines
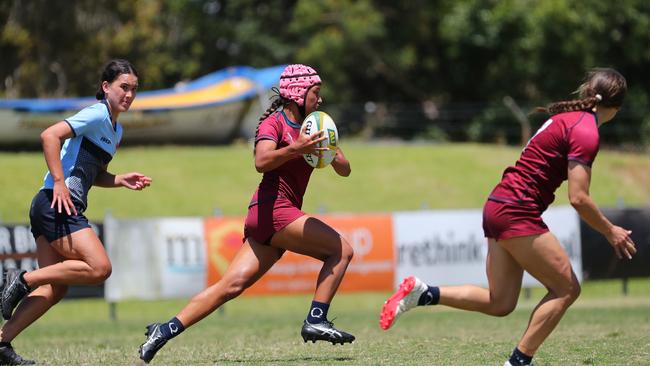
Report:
568,156,593,167
63,119,77,137
256,134,278,142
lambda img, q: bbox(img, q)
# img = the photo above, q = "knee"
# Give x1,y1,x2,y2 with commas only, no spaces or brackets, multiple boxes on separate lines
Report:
321,240,354,264
489,300,517,317
564,280,581,304
222,277,248,301
552,279,581,307
342,242,354,263
89,261,112,284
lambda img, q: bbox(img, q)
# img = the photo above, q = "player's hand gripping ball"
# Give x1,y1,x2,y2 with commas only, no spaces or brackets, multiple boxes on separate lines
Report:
301,111,339,168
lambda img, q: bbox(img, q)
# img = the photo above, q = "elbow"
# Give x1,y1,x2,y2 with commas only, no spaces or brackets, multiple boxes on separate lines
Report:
40,129,61,146
254,152,273,173
569,193,589,209
254,161,268,173
333,161,351,177
40,130,52,144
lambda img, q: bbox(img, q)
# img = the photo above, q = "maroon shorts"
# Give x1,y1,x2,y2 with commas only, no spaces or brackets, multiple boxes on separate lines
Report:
482,199,549,241
243,198,305,245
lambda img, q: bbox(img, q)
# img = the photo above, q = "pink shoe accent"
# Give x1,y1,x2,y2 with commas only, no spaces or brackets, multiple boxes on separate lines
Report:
379,276,415,330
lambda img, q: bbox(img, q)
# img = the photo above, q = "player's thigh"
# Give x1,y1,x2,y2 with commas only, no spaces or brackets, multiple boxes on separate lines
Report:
271,215,351,261
499,232,577,294
49,228,109,267
34,235,69,297
220,238,284,287
35,235,66,267
487,238,524,303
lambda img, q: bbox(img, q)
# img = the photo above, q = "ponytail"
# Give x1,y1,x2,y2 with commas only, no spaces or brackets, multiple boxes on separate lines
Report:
536,95,602,115
253,96,289,155
534,68,626,116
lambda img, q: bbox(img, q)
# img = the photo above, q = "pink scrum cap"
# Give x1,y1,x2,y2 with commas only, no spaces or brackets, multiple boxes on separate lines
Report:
279,64,321,107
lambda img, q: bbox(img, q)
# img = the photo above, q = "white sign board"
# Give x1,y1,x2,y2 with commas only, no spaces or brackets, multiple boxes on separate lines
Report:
105,217,206,301
393,206,581,288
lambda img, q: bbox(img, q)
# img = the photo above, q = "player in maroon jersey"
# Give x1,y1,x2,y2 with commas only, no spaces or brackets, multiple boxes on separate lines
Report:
138,65,354,364
380,68,636,366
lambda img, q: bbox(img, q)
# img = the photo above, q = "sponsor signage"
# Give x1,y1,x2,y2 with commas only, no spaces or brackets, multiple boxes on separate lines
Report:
0,224,38,286
393,206,581,288
105,218,205,301
204,214,395,295
0,223,103,297
158,219,206,298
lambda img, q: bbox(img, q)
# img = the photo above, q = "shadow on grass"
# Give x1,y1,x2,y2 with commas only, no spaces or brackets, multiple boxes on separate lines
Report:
213,356,354,363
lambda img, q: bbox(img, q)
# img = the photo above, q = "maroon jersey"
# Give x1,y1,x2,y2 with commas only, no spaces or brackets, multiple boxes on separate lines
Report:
249,111,314,208
489,111,600,211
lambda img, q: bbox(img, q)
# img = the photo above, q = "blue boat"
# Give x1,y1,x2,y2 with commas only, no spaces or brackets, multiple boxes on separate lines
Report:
0,65,284,146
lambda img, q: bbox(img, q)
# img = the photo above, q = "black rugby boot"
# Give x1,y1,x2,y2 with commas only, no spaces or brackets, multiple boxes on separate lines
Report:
139,323,168,364
301,319,355,345
1,269,30,320
0,344,35,365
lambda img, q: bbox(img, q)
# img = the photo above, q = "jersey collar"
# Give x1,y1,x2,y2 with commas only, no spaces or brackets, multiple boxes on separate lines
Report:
101,99,118,131
281,110,302,129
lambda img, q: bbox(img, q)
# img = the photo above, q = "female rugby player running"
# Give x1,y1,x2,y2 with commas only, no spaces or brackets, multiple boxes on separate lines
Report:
0,59,151,365
139,64,354,364
380,68,635,366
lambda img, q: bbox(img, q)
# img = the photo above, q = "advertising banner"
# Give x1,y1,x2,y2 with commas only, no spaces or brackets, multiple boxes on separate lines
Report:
0,224,38,287
0,223,104,297
105,217,205,301
393,206,581,288
204,214,395,295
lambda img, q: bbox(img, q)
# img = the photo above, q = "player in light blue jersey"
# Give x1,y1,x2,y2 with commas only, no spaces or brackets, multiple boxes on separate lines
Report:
0,59,152,365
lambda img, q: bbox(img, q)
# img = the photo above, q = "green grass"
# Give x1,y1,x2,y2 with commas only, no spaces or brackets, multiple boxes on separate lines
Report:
1,142,649,223
14,278,650,365
4,144,649,364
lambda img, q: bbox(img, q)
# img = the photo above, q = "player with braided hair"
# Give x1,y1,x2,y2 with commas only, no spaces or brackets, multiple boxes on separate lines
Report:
139,64,354,364
380,68,636,366
252,95,288,153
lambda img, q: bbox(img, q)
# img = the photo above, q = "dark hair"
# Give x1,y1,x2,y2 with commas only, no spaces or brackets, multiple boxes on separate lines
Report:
253,90,290,155
536,68,627,114
95,59,139,100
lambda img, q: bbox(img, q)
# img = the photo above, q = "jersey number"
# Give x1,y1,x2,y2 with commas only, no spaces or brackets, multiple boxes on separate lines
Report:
523,118,553,151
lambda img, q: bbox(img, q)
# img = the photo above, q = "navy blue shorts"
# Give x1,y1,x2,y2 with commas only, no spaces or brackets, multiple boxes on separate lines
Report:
29,189,91,242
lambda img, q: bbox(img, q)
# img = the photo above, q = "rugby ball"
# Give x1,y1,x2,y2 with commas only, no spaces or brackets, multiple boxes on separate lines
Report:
301,111,339,169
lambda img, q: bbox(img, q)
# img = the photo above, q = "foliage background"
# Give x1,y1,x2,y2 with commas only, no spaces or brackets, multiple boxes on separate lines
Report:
2,0,650,146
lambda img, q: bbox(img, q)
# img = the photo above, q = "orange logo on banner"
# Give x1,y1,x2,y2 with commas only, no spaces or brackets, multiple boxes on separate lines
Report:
204,217,245,284
203,214,395,295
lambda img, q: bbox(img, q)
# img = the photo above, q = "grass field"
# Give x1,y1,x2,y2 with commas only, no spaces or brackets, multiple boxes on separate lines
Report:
1,142,649,223
11,278,650,365
2,143,650,365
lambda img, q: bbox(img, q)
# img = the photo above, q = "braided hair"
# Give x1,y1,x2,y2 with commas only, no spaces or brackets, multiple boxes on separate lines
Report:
253,88,290,155
537,68,627,115
541,95,603,115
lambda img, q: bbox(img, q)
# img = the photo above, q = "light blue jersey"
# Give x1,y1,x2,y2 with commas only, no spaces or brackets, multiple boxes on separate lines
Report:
42,101,123,211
